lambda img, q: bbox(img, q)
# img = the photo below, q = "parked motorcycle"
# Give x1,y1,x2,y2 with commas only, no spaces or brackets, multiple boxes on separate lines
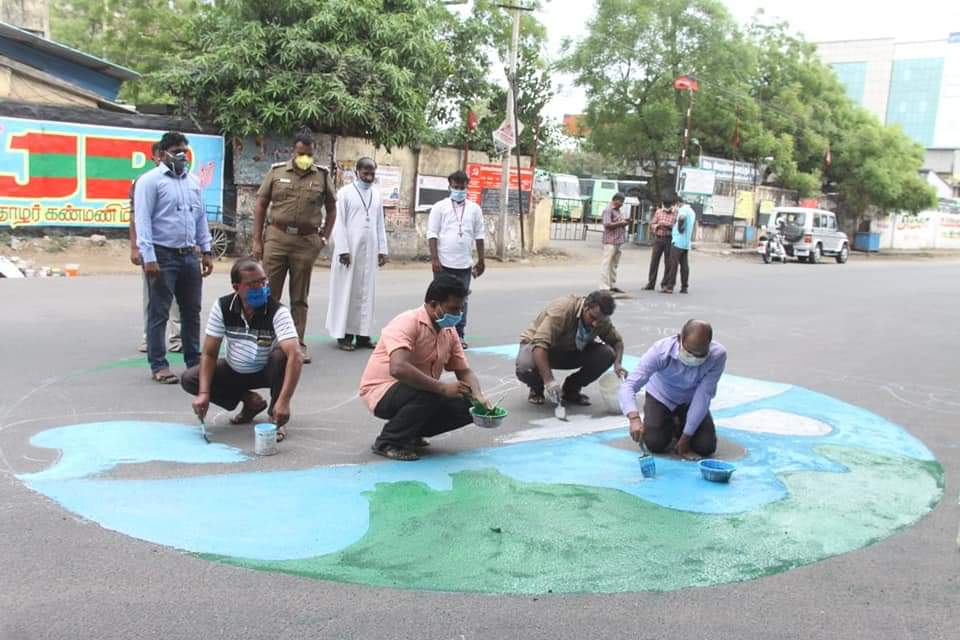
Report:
760,220,788,264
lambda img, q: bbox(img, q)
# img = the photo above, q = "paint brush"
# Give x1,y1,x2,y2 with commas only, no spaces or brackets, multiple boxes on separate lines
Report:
198,415,210,444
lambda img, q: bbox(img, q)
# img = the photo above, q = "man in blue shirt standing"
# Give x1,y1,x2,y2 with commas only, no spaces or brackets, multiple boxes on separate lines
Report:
617,319,726,460
135,131,214,384
662,196,695,294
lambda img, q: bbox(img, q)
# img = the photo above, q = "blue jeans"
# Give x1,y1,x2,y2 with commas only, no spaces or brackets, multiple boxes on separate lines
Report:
146,246,202,373
438,266,471,339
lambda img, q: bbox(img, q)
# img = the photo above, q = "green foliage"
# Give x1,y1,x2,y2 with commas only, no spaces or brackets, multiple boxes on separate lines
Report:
50,0,198,104
158,0,459,147
561,1,936,216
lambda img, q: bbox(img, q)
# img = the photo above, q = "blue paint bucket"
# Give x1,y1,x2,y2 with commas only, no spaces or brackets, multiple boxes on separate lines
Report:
699,459,736,483
254,423,278,456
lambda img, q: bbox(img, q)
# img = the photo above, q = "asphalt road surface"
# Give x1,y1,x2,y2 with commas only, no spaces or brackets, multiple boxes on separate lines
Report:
1,245,957,639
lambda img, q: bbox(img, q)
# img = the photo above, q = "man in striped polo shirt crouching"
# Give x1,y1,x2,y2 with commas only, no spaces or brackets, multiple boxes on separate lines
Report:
182,257,304,441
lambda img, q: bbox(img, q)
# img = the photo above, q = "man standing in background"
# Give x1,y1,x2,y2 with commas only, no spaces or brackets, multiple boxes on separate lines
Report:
252,133,337,364
644,198,676,291
135,131,214,384
130,141,180,354
326,157,388,351
427,170,485,349
663,196,695,294
599,193,628,293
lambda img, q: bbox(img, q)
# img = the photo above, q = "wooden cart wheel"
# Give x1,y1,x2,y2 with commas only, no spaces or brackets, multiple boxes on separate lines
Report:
211,226,230,259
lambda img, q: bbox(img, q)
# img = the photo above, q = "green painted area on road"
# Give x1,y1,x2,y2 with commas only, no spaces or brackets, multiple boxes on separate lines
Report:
217,446,943,593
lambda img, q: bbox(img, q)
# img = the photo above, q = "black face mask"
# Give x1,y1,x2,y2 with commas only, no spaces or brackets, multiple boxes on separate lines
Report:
165,151,189,175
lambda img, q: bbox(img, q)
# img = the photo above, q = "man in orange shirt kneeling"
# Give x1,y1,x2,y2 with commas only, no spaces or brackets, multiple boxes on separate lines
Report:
359,274,490,461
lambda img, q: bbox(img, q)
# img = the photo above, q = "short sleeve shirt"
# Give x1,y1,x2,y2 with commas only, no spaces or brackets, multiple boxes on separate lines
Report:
359,306,469,411
256,160,336,228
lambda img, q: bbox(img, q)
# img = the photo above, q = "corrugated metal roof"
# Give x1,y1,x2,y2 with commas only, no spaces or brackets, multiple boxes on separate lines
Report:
0,21,140,81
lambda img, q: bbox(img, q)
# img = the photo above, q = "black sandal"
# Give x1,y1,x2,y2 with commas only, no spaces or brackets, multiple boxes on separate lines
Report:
337,339,356,351
371,444,419,461
528,390,545,405
562,392,592,406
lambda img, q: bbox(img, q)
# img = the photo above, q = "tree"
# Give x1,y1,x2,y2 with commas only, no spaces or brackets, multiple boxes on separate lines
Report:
559,0,752,196
158,0,469,147
427,3,560,166
50,0,199,104
561,1,936,217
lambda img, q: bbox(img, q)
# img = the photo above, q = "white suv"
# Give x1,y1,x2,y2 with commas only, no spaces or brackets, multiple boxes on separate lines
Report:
761,207,849,264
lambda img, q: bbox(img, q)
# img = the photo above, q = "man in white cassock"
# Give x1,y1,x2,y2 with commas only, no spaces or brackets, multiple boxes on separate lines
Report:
325,157,388,351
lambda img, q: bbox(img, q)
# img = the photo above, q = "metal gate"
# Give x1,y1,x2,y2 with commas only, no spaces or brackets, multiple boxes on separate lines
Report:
550,197,590,241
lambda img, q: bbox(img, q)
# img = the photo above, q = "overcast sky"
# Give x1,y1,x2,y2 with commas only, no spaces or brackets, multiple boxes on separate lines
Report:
539,0,960,119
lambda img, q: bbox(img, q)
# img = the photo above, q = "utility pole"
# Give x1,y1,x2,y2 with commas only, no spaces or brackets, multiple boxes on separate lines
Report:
497,7,521,260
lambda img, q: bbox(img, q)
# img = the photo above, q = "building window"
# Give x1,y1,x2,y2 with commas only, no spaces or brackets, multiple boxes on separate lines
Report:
886,57,945,147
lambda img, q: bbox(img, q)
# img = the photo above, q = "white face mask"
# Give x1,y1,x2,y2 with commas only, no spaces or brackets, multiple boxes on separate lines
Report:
678,340,708,367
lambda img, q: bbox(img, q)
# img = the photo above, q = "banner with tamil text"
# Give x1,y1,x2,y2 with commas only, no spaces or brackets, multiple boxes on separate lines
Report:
0,117,224,229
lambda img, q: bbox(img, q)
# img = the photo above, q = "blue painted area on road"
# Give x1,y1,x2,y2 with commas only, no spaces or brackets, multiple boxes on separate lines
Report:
15,346,938,562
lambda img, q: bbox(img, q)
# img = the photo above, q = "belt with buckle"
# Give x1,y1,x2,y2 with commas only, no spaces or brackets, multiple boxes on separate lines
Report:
156,245,194,255
272,222,319,236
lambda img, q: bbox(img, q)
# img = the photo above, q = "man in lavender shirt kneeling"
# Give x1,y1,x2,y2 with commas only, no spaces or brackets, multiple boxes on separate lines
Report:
618,319,726,460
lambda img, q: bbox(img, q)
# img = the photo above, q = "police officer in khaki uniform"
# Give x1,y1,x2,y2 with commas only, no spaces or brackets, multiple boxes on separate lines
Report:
252,133,337,364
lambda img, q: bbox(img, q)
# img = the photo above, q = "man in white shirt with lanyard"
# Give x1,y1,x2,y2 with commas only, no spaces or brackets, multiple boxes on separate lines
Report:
182,257,304,442
427,169,486,349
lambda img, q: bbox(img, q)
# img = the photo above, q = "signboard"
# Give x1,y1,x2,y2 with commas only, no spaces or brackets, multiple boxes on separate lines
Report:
699,155,759,185
377,165,402,207
677,167,716,196
492,118,523,150
338,161,402,207
415,175,449,211
0,117,224,228
465,163,533,214
735,190,756,222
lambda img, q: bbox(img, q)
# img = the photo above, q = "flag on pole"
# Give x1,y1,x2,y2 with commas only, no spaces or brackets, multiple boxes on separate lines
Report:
673,74,699,92
466,110,478,132
731,117,741,150
823,142,832,169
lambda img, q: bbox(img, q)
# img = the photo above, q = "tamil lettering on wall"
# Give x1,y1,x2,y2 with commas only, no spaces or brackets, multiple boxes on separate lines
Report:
0,117,224,228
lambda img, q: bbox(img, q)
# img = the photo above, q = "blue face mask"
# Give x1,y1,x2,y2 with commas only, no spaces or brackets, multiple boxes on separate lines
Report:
450,189,467,202
245,285,271,309
355,177,373,191
435,312,462,329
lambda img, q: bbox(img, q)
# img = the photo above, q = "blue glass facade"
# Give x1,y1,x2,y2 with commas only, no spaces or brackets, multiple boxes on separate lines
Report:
831,62,868,105
885,58,945,147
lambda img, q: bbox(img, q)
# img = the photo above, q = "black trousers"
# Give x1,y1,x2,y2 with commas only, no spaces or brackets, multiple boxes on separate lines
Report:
663,245,689,290
515,342,615,395
181,350,288,413
373,382,473,449
642,393,716,457
646,236,672,288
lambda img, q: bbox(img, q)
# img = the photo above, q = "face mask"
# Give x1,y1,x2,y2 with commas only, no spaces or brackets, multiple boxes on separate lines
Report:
450,189,467,202
165,151,189,175
355,177,372,191
435,311,462,329
678,341,708,367
245,285,271,309
575,321,593,351
294,154,314,171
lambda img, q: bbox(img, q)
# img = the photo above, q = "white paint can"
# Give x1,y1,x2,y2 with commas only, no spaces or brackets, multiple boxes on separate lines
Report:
254,423,278,456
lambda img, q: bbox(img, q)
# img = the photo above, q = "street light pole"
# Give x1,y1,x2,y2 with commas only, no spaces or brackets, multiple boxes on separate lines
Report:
496,7,521,260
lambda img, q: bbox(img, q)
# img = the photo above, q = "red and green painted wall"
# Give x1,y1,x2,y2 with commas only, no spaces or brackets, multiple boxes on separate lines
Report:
0,116,224,228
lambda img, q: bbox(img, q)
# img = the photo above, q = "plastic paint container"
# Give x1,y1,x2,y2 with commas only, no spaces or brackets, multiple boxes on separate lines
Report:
254,423,278,456
64,264,80,278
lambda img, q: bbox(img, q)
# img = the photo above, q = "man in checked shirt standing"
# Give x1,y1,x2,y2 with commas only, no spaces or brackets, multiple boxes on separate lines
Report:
643,197,677,290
